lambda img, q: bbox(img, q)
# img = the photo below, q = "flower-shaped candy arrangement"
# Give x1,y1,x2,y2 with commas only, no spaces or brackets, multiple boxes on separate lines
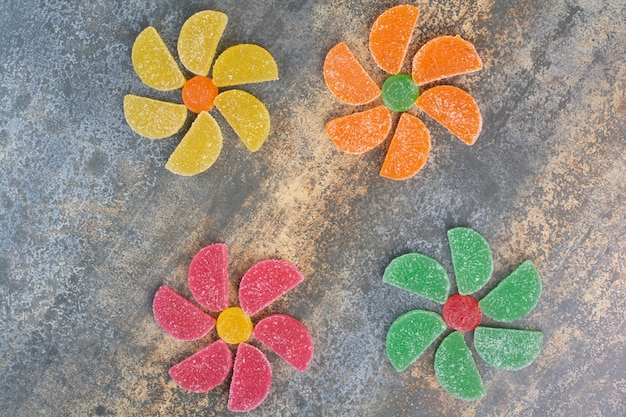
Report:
153,244,313,412
384,228,543,400
124,11,278,176
324,5,483,179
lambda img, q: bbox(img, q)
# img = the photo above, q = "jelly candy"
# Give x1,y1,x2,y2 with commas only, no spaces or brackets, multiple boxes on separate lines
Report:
213,44,278,87
323,42,380,105
169,340,232,392
214,90,271,152
253,314,314,372
153,285,215,341
239,260,303,316
228,343,272,412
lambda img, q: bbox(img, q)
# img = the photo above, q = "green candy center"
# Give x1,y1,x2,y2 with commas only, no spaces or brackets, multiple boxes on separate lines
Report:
381,74,419,112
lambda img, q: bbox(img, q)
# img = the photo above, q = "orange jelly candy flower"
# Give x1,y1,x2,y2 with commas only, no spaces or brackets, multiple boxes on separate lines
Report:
323,5,484,180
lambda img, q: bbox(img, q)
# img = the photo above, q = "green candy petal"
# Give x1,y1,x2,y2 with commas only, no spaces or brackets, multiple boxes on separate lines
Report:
386,310,447,372
474,327,543,370
434,331,485,400
448,228,493,295
383,253,450,303
479,260,542,322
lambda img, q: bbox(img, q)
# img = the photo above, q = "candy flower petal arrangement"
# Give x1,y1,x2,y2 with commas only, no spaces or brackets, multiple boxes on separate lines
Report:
384,228,543,400
124,10,278,176
153,244,313,412
324,5,483,180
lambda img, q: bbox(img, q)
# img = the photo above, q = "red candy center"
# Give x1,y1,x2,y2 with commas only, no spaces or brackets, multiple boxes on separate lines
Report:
442,294,482,332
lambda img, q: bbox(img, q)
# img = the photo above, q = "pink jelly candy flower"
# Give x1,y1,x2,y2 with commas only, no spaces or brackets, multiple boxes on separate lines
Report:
153,243,314,412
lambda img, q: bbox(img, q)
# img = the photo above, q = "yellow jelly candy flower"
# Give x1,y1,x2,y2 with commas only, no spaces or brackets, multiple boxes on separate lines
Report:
124,10,278,176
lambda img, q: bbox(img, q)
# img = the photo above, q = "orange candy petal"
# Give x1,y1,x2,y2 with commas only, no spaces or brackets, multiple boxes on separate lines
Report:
412,35,483,85
416,85,482,145
369,5,420,74
380,113,431,180
325,106,392,154
323,42,380,105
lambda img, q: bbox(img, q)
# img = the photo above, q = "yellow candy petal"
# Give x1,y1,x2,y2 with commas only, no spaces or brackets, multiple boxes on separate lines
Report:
132,27,186,91
165,112,222,176
123,95,187,139
214,90,270,152
212,44,278,87
178,10,228,76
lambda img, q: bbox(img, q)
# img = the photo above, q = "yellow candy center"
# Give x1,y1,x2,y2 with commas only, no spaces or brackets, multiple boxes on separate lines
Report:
216,307,253,344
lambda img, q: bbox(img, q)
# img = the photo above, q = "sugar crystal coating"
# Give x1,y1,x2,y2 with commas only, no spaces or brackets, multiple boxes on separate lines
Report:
323,42,381,105
412,35,483,85
326,105,392,154
165,111,223,176
153,285,215,341
434,331,485,400
228,343,272,412
383,253,450,303
417,86,483,145
169,339,232,392
213,44,278,87
253,314,314,372
474,327,543,370
178,10,228,76
479,260,542,322
369,5,420,74
214,90,271,152
380,112,431,180
386,310,447,372
188,243,229,312
239,260,304,316
448,227,493,295
123,95,187,139
131,27,185,91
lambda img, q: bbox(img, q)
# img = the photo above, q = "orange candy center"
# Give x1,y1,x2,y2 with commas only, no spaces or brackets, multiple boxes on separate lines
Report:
216,307,253,344
182,76,218,113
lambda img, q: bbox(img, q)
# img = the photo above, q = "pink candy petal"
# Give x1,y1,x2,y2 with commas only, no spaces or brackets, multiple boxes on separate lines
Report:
253,314,314,372
153,285,216,341
228,343,272,412
239,260,304,316
169,340,233,392
188,243,230,312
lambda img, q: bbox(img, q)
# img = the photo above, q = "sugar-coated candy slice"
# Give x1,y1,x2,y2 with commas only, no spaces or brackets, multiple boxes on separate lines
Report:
412,35,483,85
369,5,420,74
253,314,314,372
131,27,185,91
383,253,450,303
479,260,542,322
239,260,304,316
474,327,543,370
386,310,447,372
448,227,493,295
326,106,392,154
323,42,381,105
214,90,271,152
153,286,215,341
123,95,187,139
416,85,482,145
169,340,232,392
434,331,485,400
188,243,229,312
165,111,223,176
212,44,278,87
228,343,272,412
380,113,431,180
177,10,228,76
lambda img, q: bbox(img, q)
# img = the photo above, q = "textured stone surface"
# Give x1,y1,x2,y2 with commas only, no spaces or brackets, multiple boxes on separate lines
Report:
1,0,624,416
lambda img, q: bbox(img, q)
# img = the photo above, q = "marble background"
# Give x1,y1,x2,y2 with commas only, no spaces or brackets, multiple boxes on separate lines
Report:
1,0,624,416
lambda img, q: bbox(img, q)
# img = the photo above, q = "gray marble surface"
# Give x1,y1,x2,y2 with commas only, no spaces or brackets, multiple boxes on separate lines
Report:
1,0,624,416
